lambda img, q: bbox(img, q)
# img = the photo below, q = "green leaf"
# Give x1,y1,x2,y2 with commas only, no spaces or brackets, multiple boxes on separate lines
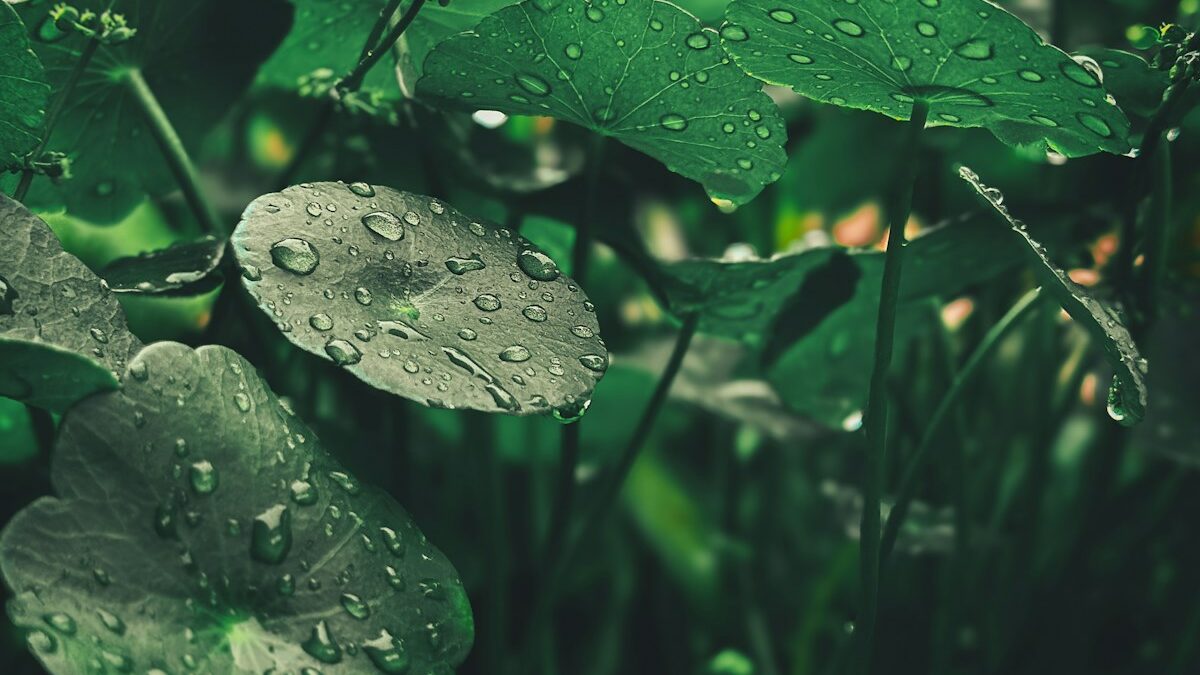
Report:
1074,48,1169,119
417,0,789,206
0,2,49,171
12,0,290,222
722,0,1132,157
958,165,1147,425
0,195,142,412
232,181,607,417
0,341,474,674
100,236,226,296
258,0,519,100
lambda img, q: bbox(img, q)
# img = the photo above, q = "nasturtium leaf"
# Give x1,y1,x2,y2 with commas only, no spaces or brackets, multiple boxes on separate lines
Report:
232,181,607,417
722,0,1132,157
0,342,474,674
959,165,1147,425
417,0,789,206
0,2,49,171
0,195,141,412
1074,48,1169,119
12,0,291,222
100,236,226,296
259,0,518,101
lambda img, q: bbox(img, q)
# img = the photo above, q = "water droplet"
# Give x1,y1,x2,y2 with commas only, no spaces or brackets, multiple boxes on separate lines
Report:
522,305,548,322
954,39,993,60
302,621,343,664
363,629,410,674
249,504,292,564
1018,69,1045,82
685,32,711,50
290,479,318,505
473,294,502,311
190,461,218,495
721,24,748,42
43,613,77,635
499,345,531,362
458,327,478,341
234,391,252,412
310,313,334,331
515,72,551,96
565,42,583,59
768,9,796,24
340,593,371,620
446,254,486,275
915,21,937,37
571,325,595,338
348,182,375,197
586,5,604,22
1029,113,1059,127
129,360,148,381
891,56,913,72
517,249,560,281
788,53,814,64
270,239,320,275
96,609,125,635
355,287,373,305
659,113,688,131
362,211,405,241
325,339,362,365
1062,58,1101,87
1076,112,1113,137
579,354,608,372
306,202,323,217
833,19,865,37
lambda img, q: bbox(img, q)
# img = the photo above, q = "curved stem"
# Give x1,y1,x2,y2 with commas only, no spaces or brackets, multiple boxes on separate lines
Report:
857,98,928,674
13,37,101,202
879,287,1044,565
341,0,429,92
125,69,221,234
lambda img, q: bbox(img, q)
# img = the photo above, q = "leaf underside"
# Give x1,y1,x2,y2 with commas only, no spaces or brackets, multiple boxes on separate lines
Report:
0,195,142,412
417,0,788,205
723,0,1132,157
0,342,474,675
232,181,608,417
0,3,49,171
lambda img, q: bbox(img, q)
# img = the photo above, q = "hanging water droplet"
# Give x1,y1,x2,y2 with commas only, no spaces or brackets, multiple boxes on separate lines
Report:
270,239,320,275
348,182,375,197
579,354,608,372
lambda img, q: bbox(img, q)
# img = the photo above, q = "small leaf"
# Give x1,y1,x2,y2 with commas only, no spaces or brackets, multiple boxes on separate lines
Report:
0,195,142,412
0,3,49,171
232,181,607,417
101,236,226,296
0,342,473,674
958,165,1147,424
418,0,788,205
10,0,291,222
723,0,1132,156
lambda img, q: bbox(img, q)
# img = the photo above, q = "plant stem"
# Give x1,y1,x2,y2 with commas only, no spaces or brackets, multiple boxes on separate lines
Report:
341,0,429,93
1137,141,1173,336
359,0,406,61
125,69,221,234
856,98,927,673
13,37,101,202
473,412,508,672
879,287,1043,565
26,405,55,456
573,135,607,284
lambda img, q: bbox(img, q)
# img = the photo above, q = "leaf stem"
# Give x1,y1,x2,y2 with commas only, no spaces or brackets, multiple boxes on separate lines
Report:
573,134,607,284
879,286,1044,565
13,37,101,202
341,0,429,93
359,0,406,61
124,69,221,234
857,97,928,673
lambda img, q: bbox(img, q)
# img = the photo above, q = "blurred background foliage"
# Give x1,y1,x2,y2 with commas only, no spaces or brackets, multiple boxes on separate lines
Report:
3,0,1200,673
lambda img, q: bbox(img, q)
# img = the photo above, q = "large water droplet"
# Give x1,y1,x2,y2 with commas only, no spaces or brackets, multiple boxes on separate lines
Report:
348,181,375,197
659,113,688,131
340,593,371,620
565,43,583,59
1018,69,1045,82
474,294,502,311
768,9,796,24
362,629,410,674
1076,112,1113,137
270,239,319,275
720,24,748,42
325,339,363,365
499,345,531,362
833,19,865,37
43,613,77,635
522,305,548,322
517,250,560,281
250,504,292,564
515,72,551,96
446,254,486,275
362,211,405,241
190,460,218,495
302,621,343,664
309,313,334,331
954,39,993,60
579,354,608,372
685,32,711,49
1061,59,1101,87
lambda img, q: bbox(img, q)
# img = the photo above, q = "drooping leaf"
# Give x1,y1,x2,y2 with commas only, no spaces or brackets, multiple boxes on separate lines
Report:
232,181,607,417
722,0,1132,157
0,195,142,412
0,342,474,674
258,0,518,101
1073,48,1169,119
417,0,788,206
100,236,226,296
0,2,49,171
11,0,291,222
958,165,1147,425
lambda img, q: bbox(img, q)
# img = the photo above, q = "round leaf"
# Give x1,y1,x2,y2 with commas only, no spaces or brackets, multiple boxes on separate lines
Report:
417,0,788,206
232,181,607,417
0,195,142,412
722,0,1132,157
0,2,49,171
100,236,226,296
0,342,473,674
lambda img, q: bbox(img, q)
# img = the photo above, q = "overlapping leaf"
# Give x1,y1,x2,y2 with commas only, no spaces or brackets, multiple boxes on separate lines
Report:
418,0,788,205
722,0,1131,156
232,181,607,417
12,0,290,222
0,3,49,171
0,342,473,674
959,165,1147,424
0,195,141,412
101,236,226,296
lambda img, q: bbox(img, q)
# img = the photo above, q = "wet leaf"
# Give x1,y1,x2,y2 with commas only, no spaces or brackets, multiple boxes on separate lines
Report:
722,0,1132,157
0,3,49,171
259,0,518,101
0,195,142,412
1073,48,1168,120
959,165,1147,424
232,181,607,417
417,0,788,206
0,342,473,674
10,0,291,222
101,236,226,296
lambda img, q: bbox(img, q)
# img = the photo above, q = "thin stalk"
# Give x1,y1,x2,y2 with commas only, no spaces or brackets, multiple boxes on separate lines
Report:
880,287,1044,564
341,0,429,93
473,412,508,672
125,69,221,233
573,134,607,283
857,98,928,673
13,37,101,202
359,0,406,61
1137,141,1173,335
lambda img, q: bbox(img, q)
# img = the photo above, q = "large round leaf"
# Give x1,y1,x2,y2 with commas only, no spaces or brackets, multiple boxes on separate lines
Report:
0,2,49,171
0,342,474,674
0,194,142,412
722,0,1132,157
417,0,788,206
232,181,607,417
12,0,291,222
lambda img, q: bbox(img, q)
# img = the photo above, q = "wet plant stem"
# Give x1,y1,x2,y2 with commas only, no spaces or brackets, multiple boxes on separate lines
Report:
125,69,221,234
341,0,428,92
880,287,1044,565
13,37,100,202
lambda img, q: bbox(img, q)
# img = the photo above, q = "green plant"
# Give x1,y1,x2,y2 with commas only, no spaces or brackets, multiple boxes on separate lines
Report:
2,1,1199,674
